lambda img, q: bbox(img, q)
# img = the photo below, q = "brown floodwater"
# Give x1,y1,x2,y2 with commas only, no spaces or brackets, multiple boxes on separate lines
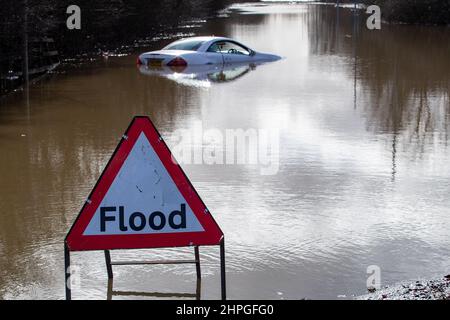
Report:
0,2,449,300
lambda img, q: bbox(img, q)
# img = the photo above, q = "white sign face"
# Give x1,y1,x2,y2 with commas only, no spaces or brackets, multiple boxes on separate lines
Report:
83,132,204,235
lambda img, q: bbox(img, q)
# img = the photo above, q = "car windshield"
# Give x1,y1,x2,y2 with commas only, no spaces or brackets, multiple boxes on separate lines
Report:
163,40,205,51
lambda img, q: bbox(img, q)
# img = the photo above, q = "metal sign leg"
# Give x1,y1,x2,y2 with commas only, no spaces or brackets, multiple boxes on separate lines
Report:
104,250,114,279
220,238,226,300
106,278,114,300
64,243,71,300
196,278,202,300
194,246,201,280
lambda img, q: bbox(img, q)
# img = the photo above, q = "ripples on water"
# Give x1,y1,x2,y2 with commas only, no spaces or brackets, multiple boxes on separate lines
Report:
0,2,449,299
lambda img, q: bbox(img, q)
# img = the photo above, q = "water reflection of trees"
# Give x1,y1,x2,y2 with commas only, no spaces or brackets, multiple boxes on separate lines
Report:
0,0,232,95
307,5,450,152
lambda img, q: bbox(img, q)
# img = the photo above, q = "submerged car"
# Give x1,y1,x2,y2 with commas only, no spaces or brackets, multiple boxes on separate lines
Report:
138,61,263,87
137,36,281,67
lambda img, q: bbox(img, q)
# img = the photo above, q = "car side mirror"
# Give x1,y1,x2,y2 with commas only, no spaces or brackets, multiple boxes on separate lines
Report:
249,50,256,56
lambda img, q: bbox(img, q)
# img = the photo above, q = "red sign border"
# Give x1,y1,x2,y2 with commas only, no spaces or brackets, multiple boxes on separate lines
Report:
65,116,224,251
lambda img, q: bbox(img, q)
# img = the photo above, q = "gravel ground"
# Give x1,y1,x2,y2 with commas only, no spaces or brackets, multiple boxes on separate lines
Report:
357,275,450,300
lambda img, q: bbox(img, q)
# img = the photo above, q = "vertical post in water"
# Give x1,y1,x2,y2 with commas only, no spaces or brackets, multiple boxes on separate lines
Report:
336,0,340,49
194,246,201,280
220,237,226,300
352,0,359,110
104,250,113,279
23,0,30,119
64,243,71,300
23,0,29,89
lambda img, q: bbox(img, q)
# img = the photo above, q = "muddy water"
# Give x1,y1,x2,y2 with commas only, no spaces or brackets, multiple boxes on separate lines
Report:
0,3,449,299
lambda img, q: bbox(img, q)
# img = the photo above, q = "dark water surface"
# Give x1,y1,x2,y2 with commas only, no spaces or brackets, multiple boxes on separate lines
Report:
0,3,449,299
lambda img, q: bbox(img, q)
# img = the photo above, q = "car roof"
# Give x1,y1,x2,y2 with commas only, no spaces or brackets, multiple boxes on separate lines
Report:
173,36,230,43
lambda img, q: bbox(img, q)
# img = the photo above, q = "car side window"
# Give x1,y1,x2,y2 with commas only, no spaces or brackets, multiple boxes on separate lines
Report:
207,42,222,53
207,41,250,55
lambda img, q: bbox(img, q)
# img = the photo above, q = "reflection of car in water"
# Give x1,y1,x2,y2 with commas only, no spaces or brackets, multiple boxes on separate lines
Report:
137,36,281,67
138,61,266,87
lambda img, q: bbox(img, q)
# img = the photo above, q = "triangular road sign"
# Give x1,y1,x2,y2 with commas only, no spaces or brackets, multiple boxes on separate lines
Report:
66,116,223,251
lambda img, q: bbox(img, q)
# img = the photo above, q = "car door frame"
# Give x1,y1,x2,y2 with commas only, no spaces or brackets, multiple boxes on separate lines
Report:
214,40,253,64
203,41,225,65
204,40,254,64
